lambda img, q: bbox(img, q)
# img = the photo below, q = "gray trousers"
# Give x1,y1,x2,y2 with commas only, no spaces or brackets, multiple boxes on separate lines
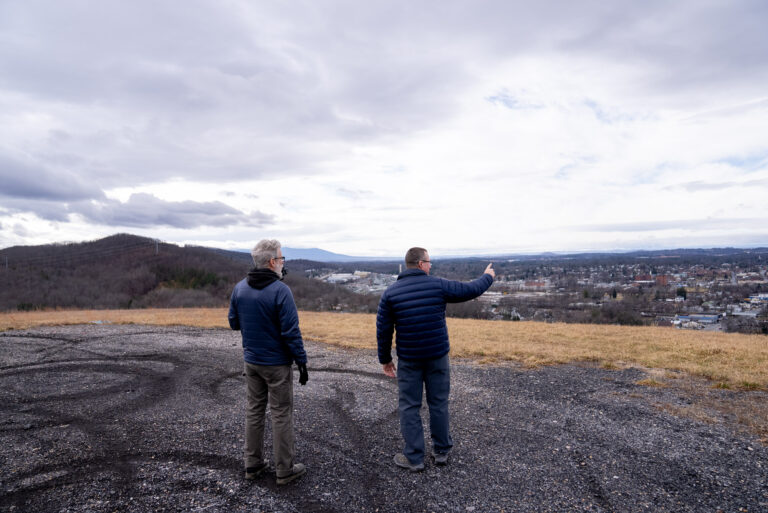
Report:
244,362,295,476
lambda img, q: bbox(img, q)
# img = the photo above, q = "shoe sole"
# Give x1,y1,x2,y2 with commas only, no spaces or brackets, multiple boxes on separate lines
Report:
276,467,306,485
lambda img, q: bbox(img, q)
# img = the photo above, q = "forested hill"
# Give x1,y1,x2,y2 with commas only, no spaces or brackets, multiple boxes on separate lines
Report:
0,234,379,312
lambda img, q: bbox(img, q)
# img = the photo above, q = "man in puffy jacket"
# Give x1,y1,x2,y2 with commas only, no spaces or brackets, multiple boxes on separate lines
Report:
229,239,308,485
377,247,494,471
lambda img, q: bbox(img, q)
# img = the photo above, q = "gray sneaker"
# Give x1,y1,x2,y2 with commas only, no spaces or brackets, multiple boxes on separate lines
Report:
276,463,306,485
393,453,425,472
433,452,449,466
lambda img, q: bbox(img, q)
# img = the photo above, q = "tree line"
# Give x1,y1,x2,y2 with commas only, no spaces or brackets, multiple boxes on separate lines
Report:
2,235,766,334
0,234,384,314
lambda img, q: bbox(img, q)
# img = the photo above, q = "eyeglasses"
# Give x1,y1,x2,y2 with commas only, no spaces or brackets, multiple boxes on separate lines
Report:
272,256,286,262
419,260,431,265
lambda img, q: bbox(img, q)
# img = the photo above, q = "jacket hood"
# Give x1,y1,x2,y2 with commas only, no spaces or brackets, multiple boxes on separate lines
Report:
247,268,281,289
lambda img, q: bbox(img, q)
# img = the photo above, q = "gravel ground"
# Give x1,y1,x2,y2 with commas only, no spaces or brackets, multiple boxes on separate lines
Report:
1,324,766,512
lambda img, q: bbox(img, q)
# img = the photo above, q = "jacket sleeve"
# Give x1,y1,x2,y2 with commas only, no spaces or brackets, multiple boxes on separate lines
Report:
441,273,494,303
228,287,240,331
376,293,394,364
277,286,307,365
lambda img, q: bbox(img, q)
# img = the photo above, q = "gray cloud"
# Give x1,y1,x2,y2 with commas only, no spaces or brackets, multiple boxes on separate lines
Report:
0,198,72,222
4,3,765,109
549,2,768,103
0,154,104,201
0,191,271,229
0,2,375,187
72,193,272,229
1,0,766,191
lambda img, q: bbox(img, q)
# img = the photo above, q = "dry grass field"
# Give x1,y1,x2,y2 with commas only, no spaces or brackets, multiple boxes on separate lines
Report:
1,308,766,389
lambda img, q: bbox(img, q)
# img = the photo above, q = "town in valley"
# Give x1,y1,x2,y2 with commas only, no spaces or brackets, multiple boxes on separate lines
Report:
304,248,768,335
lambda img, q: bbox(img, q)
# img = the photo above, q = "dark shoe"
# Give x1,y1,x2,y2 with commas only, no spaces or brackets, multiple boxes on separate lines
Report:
393,453,424,472
276,463,306,485
244,462,268,480
433,452,449,466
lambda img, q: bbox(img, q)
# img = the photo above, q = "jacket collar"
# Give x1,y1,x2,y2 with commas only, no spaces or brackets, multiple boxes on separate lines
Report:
397,268,427,280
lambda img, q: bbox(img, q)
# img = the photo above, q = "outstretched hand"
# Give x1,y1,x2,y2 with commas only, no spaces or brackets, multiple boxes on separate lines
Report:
484,262,495,279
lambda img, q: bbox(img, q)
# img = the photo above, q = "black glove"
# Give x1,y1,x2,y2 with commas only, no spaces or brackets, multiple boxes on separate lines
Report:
297,363,308,385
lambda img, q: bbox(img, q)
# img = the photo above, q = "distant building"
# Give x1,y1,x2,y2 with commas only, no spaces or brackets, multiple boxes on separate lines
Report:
476,291,502,303
326,273,356,283
674,313,721,325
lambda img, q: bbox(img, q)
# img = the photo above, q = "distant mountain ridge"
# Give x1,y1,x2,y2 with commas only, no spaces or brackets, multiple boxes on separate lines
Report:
283,247,768,263
263,246,768,263
235,247,394,263
3,234,767,265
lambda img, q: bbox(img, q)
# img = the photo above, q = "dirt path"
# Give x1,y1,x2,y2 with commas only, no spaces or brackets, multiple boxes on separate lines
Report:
1,325,766,512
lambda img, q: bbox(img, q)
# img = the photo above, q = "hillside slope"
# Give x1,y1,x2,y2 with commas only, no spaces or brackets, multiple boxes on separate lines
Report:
0,234,378,312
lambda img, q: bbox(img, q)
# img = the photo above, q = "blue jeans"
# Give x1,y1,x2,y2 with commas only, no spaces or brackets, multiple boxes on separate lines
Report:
397,354,453,465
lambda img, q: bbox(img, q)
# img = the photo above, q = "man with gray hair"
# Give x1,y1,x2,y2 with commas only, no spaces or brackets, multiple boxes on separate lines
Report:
228,239,308,485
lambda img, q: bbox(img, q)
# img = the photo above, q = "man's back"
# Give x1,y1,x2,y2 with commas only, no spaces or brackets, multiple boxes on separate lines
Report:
377,268,493,361
229,278,306,366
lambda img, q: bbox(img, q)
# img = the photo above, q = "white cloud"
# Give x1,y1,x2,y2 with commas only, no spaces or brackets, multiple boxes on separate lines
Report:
1,1,767,254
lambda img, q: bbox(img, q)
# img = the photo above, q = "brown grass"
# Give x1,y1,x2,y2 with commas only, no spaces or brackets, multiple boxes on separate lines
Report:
651,375,768,444
1,308,767,389
655,403,720,425
0,308,230,330
636,378,668,388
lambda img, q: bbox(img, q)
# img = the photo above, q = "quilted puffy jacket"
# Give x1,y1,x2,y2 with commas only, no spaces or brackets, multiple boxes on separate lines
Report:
376,268,493,363
228,275,307,366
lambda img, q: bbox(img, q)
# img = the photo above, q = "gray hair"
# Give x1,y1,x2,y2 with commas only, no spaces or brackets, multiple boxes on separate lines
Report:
251,239,281,268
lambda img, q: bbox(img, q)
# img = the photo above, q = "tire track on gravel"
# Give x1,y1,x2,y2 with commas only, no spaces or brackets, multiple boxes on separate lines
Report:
1,450,245,509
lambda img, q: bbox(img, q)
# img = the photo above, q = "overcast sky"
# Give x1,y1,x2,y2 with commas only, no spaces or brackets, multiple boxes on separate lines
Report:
1,1,767,257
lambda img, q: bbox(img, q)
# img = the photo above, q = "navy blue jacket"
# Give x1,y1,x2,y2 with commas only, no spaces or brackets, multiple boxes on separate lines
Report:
376,269,493,363
228,274,307,366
